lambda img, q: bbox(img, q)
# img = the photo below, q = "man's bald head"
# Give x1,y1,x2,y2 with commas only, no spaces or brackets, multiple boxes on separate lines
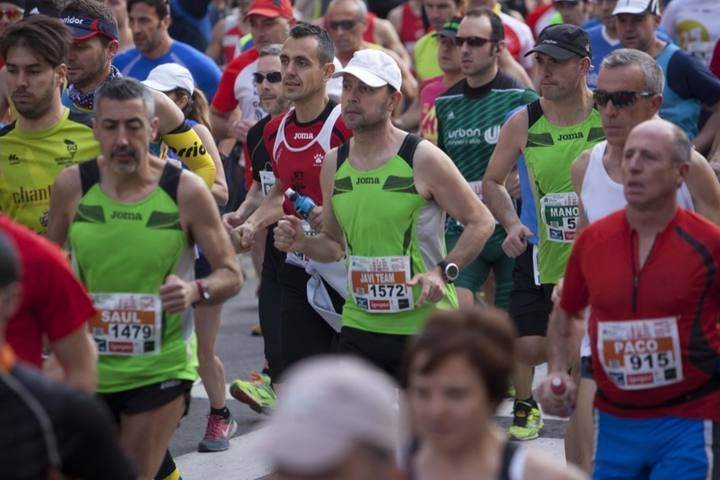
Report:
629,119,692,166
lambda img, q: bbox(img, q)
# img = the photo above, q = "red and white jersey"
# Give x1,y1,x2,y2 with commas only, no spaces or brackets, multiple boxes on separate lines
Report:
399,2,426,53
222,11,245,65
264,100,351,215
500,12,535,70
212,48,262,122
232,55,265,123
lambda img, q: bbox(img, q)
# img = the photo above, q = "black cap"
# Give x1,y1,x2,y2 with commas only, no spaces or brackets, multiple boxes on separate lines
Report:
437,17,462,39
525,24,591,60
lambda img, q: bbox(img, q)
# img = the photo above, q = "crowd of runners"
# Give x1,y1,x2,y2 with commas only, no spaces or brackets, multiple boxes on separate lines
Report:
1,0,720,478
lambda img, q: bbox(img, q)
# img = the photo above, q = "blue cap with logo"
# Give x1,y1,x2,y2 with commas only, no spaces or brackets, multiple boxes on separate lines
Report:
61,10,119,41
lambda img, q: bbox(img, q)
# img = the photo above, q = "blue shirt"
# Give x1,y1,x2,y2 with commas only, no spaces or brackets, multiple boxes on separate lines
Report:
113,40,221,99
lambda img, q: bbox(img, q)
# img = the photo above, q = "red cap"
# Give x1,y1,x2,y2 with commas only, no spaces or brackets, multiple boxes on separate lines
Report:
245,0,294,20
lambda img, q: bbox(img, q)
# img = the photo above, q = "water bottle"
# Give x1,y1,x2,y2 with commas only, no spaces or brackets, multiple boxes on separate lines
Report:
550,377,567,398
285,188,316,219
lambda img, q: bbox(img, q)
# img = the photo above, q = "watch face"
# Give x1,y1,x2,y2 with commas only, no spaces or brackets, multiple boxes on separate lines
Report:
446,263,459,280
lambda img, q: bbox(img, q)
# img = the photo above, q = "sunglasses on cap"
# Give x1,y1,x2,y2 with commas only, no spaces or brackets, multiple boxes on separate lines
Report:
454,36,492,48
0,8,23,21
253,71,282,84
328,19,357,30
593,89,656,108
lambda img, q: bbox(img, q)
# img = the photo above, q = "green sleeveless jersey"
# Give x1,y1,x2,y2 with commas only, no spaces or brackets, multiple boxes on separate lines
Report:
524,100,605,284
436,74,537,236
332,135,458,335
69,160,197,393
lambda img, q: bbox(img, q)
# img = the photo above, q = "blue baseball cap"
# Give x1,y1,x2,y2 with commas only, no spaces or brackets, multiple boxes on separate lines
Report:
61,10,119,41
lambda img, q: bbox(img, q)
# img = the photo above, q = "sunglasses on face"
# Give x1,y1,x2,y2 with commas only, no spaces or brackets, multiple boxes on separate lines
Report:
328,19,357,30
253,71,282,84
0,8,23,21
454,36,492,48
593,89,655,108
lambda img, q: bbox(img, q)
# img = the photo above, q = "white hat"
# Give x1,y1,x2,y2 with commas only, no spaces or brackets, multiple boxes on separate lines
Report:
332,49,402,92
261,356,399,474
142,63,195,95
613,0,660,15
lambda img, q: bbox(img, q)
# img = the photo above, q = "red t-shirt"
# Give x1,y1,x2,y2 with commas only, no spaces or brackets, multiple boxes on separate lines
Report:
561,209,720,421
399,2,426,48
0,215,96,367
211,47,260,115
264,100,351,215
710,39,720,79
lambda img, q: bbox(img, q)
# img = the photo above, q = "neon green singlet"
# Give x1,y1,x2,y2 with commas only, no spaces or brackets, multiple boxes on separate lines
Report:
69,160,197,393
524,99,605,284
332,134,458,335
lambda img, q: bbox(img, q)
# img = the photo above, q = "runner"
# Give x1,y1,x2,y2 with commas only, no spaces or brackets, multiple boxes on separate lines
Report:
414,0,462,81
540,119,720,479
46,77,242,480
273,48,494,379
0,0,23,70
0,232,137,480
404,306,585,480
101,0,133,52
483,24,604,440
387,0,426,55
232,23,351,380
563,47,720,473
435,9,537,311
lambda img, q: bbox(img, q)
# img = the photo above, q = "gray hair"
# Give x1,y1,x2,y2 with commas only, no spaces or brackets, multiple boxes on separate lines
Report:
668,123,692,166
601,48,665,93
259,44,283,57
95,77,156,118
327,0,368,19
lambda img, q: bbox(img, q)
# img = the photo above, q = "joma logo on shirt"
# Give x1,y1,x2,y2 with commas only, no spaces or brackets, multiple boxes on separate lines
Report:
12,186,50,204
557,132,584,141
356,177,380,185
294,132,314,140
111,211,143,220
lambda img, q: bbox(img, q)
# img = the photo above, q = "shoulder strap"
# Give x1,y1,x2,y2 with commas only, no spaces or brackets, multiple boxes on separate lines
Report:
317,104,343,153
158,162,183,204
526,99,543,129
336,140,351,171
272,109,293,160
79,159,101,195
498,440,520,480
397,133,423,167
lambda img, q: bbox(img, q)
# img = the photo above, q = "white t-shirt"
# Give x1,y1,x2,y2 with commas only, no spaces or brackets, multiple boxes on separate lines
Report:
661,0,720,65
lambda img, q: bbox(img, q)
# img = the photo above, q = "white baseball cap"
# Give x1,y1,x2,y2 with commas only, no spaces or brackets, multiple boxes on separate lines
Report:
261,356,400,474
332,49,402,92
613,0,660,16
142,63,195,95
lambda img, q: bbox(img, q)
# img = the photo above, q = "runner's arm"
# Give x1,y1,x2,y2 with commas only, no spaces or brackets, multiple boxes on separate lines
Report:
159,120,217,190
226,180,265,227
571,150,590,234
49,326,98,393
192,122,229,206
179,172,243,304
374,18,412,69
414,140,494,269
47,165,83,247
686,149,720,225
206,19,226,65
242,180,286,233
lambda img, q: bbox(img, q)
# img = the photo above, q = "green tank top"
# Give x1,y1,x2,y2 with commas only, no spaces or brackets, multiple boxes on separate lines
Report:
524,100,605,284
332,134,458,335
68,160,197,393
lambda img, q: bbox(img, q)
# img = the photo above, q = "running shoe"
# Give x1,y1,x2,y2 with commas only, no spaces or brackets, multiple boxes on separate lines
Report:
197,413,237,452
230,374,276,414
508,399,543,440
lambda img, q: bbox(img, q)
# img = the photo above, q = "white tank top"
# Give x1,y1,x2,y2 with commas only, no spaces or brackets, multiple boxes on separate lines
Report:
581,140,695,224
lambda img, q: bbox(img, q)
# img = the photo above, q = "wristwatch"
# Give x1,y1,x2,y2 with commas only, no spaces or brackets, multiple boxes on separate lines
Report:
194,279,211,306
437,260,460,284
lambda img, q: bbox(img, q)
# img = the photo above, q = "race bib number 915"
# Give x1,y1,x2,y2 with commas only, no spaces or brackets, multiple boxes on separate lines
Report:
349,256,414,313
90,293,162,356
598,317,683,391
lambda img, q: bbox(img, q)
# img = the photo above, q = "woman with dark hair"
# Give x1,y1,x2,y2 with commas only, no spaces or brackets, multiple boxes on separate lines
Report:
404,306,586,480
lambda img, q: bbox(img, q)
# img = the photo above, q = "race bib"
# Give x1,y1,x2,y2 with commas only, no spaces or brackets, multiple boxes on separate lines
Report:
285,220,313,268
259,170,275,196
90,293,162,356
598,317,683,391
349,255,414,313
541,192,579,243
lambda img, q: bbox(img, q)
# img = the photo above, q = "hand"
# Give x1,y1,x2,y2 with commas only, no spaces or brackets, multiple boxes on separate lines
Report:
160,274,198,313
308,205,323,232
552,277,564,304
407,268,446,306
231,223,256,253
222,211,243,230
274,215,307,252
535,371,577,418
505,171,521,200
502,223,532,258
230,119,253,144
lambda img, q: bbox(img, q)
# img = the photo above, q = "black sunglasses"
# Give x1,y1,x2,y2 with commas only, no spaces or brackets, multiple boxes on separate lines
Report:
593,90,656,108
328,19,357,30
454,36,492,48
253,71,282,84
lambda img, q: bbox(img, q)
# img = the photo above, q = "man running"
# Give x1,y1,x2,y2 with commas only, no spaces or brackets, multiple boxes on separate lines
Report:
541,119,720,479
435,9,537,310
483,24,604,440
274,49,494,379
46,78,243,480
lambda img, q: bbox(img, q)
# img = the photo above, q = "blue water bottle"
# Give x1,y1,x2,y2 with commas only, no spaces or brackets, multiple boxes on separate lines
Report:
285,188,316,219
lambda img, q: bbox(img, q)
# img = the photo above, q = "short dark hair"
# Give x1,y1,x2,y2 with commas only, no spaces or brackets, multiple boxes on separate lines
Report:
126,0,169,18
62,0,119,47
95,77,156,118
0,15,70,68
0,233,20,289
404,306,516,408
288,22,335,65
465,8,505,43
